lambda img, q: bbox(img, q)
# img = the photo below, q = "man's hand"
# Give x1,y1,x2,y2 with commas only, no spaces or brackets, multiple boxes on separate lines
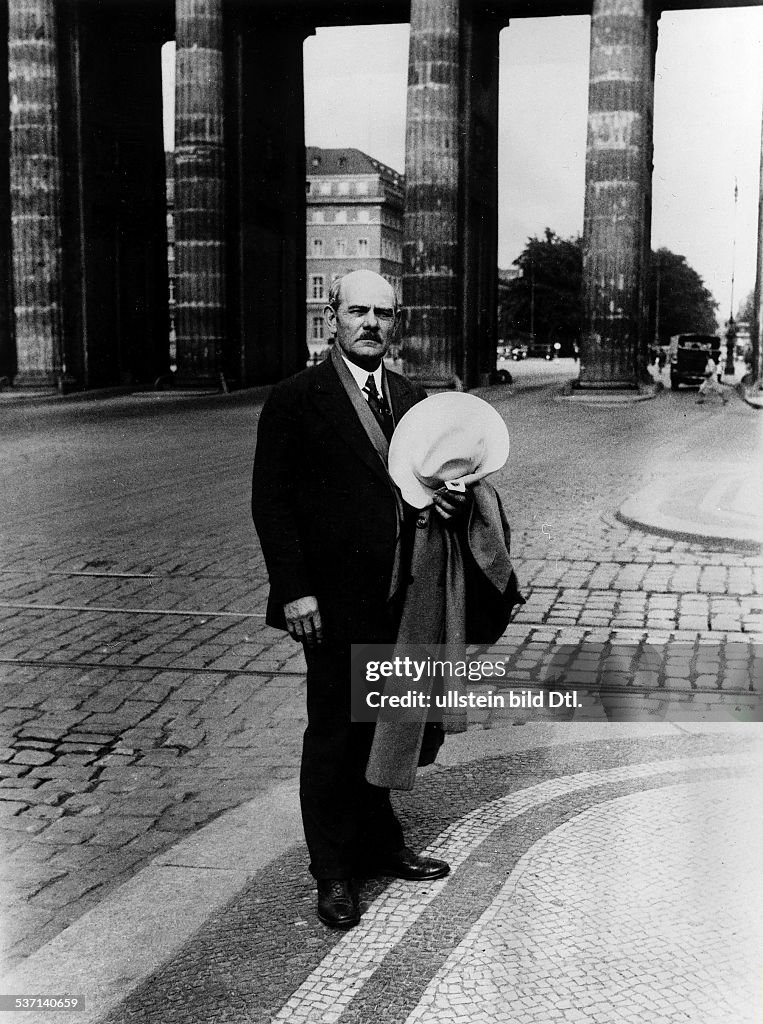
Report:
283,595,323,646
432,486,473,522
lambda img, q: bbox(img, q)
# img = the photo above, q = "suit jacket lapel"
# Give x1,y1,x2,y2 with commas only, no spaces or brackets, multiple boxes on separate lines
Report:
309,358,391,485
386,369,422,427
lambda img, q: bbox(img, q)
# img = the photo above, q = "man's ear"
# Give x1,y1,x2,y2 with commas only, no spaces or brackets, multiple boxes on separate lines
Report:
324,303,337,337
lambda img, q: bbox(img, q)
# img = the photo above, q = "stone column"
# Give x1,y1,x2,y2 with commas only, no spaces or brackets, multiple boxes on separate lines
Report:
581,0,657,388
174,0,226,386
0,0,14,382
8,0,65,388
225,10,310,386
403,0,461,388
460,11,503,389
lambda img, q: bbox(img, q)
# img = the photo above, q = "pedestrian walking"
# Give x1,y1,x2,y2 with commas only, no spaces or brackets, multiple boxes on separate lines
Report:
696,355,728,405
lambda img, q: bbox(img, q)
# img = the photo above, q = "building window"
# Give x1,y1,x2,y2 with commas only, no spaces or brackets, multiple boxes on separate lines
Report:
355,181,368,194
320,182,332,195
357,209,369,223
312,238,323,256
311,275,325,300
313,210,324,224
312,317,324,341
335,210,347,224
338,181,350,195
335,239,346,256
357,238,369,257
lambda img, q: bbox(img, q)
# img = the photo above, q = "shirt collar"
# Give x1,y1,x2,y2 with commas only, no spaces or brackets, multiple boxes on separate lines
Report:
340,352,383,394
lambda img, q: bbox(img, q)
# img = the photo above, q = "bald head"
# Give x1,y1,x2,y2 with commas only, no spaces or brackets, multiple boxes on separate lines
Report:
324,270,401,371
327,270,399,315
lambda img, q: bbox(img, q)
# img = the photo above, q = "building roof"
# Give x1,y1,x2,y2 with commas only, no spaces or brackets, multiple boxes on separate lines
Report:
306,147,403,185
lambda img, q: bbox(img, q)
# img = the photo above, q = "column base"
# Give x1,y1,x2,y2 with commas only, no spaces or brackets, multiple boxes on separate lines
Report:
171,371,230,393
10,371,79,393
558,379,661,404
406,375,464,392
574,378,639,391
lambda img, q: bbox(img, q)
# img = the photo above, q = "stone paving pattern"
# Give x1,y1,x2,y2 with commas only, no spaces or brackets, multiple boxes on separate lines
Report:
1,368,761,972
405,777,761,1024
96,734,763,1024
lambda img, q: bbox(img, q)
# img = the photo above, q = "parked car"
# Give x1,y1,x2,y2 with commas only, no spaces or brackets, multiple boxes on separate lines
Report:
510,344,528,360
526,342,553,360
668,333,721,390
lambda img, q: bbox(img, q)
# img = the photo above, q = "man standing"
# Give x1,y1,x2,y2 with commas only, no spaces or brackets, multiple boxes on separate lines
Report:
252,270,463,929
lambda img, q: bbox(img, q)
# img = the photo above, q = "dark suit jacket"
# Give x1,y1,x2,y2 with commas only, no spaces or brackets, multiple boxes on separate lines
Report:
252,356,427,645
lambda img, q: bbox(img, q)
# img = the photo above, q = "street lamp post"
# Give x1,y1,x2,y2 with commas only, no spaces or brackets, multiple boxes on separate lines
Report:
726,179,738,377
726,316,737,378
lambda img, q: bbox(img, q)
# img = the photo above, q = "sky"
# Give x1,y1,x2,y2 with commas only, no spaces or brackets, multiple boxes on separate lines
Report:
300,12,763,324
162,10,763,322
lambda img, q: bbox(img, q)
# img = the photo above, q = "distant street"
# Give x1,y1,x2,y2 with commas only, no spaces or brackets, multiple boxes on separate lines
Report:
1,361,761,1022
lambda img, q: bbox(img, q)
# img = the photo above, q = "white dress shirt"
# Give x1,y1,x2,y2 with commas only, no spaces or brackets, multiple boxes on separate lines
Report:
341,353,383,400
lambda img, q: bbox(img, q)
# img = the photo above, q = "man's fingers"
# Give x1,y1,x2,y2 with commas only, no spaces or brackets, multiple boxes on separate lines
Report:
299,612,324,647
313,611,324,642
433,488,472,522
432,493,457,518
282,597,322,646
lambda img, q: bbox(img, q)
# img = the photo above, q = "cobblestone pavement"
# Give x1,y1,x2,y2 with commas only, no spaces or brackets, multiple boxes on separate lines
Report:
95,732,763,1024
0,363,761,980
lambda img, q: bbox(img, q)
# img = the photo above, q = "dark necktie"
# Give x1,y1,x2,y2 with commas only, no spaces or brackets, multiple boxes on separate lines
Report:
363,374,394,442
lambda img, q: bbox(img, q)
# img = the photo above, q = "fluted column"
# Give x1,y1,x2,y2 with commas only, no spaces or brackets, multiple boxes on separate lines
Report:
174,0,226,386
0,0,14,382
581,0,657,388
8,0,65,388
403,0,461,388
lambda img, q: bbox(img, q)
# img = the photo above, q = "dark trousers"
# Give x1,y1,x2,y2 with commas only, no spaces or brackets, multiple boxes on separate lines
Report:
300,643,404,879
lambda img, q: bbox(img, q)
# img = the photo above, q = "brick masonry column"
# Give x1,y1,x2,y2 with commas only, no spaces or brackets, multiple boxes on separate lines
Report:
174,0,226,386
8,0,65,388
581,0,657,388
403,0,461,388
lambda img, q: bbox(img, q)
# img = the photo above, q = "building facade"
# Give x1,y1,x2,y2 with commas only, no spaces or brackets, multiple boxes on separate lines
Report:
305,147,403,358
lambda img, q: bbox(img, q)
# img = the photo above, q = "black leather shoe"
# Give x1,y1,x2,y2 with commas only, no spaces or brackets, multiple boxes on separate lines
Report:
316,879,360,929
369,846,450,881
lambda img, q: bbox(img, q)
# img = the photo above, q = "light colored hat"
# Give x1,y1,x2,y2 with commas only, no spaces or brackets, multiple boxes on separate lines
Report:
389,392,510,508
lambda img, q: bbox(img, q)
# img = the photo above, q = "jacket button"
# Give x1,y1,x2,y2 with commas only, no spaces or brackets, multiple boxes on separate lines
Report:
416,515,428,529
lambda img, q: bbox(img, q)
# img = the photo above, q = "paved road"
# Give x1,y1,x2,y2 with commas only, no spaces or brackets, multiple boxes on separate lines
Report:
0,361,761,1019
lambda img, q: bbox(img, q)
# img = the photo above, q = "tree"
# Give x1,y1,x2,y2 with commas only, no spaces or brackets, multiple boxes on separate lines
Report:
499,229,584,355
648,248,718,345
500,233,720,355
